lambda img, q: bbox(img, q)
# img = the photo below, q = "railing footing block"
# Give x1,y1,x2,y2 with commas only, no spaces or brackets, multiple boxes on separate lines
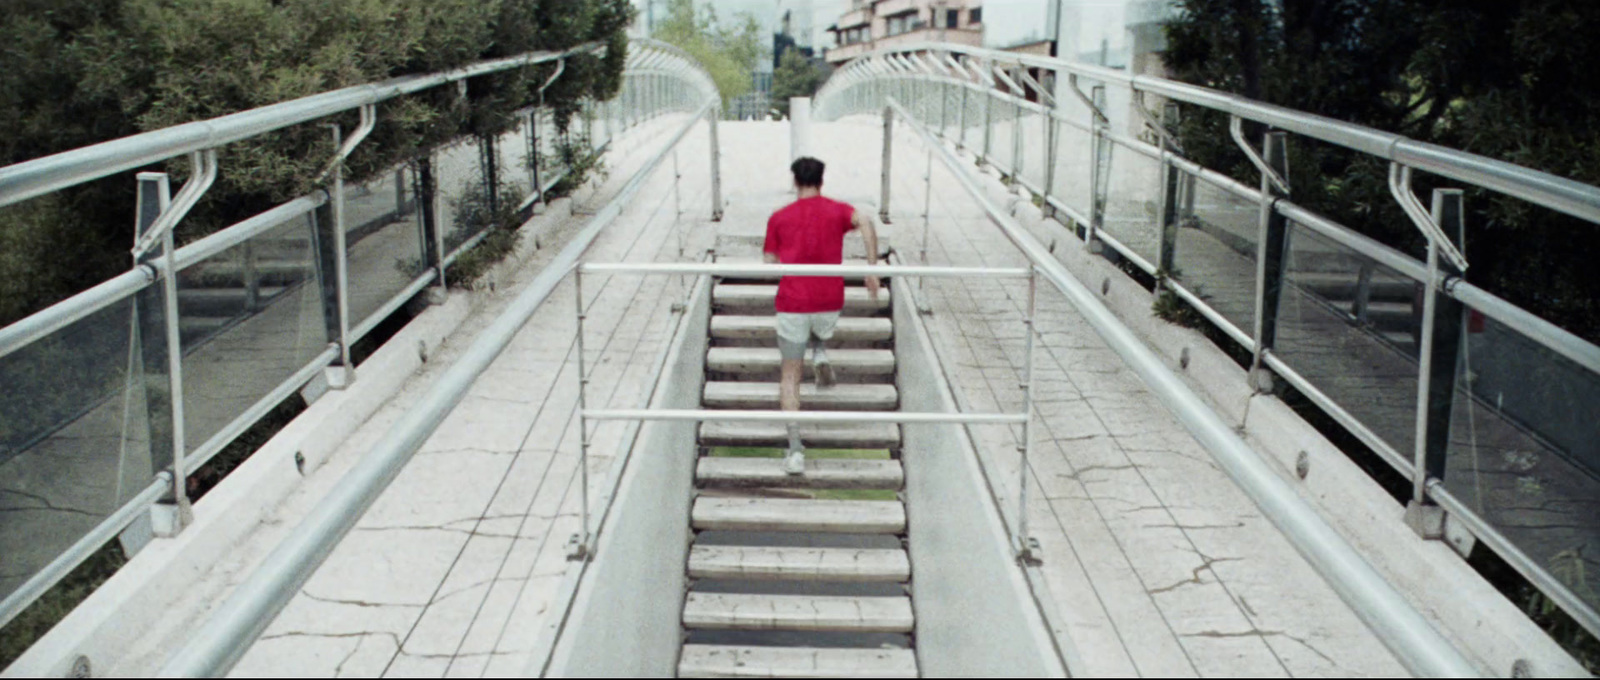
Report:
1403,501,1445,540
151,502,191,539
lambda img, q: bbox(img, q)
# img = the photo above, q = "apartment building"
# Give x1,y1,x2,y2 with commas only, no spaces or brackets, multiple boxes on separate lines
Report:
824,0,985,64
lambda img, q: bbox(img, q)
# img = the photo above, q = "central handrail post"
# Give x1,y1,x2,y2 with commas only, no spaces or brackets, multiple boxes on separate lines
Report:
880,105,894,224
571,265,592,559
708,105,724,222
1016,265,1039,562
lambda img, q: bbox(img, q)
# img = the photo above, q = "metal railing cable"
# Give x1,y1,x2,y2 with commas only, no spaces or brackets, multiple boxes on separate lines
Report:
156,97,718,678
880,97,1481,678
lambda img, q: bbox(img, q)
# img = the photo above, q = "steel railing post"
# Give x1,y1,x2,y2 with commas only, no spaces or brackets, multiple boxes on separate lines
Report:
1011,68,1024,186
1087,85,1107,249
1249,131,1292,389
527,109,542,205
1156,103,1183,283
414,154,448,300
957,83,969,150
982,85,994,163
313,124,354,387
708,104,724,222
1042,116,1059,220
132,172,193,536
1405,189,1467,539
880,105,895,224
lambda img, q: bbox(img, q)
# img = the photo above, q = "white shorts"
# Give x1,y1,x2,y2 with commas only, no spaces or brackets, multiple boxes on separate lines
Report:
775,312,840,361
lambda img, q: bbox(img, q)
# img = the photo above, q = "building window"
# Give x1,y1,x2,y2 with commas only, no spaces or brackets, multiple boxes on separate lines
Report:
946,9,960,29
969,8,982,25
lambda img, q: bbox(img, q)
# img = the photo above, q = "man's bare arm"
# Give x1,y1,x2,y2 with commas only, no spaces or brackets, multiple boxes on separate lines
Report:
853,209,882,300
854,209,880,263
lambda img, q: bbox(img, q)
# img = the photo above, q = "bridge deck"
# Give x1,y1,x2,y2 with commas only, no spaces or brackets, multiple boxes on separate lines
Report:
110,119,1418,677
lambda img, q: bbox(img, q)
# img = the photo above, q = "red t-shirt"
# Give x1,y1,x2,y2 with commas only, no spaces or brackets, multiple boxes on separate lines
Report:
763,196,857,313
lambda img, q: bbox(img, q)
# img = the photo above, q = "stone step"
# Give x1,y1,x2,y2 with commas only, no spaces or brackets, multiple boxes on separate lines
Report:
697,457,903,490
707,348,896,378
710,316,893,343
714,284,890,315
703,382,898,411
687,545,911,582
678,644,918,678
1295,271,1416,301
681,593,914,633
692,497,905,534
1362,300,1418,324
699,421,901,449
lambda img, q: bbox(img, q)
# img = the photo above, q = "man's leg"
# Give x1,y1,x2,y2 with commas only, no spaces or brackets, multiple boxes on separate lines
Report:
775,314,807,474
811,312,839,388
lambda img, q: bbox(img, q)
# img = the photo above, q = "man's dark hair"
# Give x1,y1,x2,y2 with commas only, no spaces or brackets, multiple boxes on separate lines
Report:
791,156,825,188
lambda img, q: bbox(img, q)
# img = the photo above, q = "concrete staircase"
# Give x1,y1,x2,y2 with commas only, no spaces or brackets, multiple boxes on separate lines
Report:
679,275,918,678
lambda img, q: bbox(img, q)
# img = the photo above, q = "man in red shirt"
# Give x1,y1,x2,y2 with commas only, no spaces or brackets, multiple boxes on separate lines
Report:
763,156,880,475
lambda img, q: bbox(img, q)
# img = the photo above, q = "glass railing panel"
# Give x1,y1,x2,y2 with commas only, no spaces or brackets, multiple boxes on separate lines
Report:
960,88,985,152
435,136,494,254
176,212,327,454
1018,108,1048,192
343,165,424,333
1048,120,1093,221
1444,309,1600,616
987,100,1017,176
0,296,149,605
1276,222,1421,457
1169,173,1259,336
497,116,533,201
1098,142,1162,267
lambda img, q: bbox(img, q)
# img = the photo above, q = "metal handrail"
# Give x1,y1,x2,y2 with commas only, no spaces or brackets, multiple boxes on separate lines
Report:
882,96,1481,678
820,41,1600,226
578,262,1030,278
0,46,602,207
582,409,1029,424
156,96,718,678
829,53,1600,382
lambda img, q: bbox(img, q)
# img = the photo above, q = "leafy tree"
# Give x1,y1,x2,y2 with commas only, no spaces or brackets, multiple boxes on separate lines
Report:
1164,0,1600,343
771,49,830,118
653,0,766,109
0,0,634,327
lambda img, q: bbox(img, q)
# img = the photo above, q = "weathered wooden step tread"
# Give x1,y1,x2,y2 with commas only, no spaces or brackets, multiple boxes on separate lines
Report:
699,421,901,449
715,284,891,313
678,644,918,678
707,347,896,376
682,593,914,632
703,382,898,411
692,497,905,534
687,545,911,582
697,457,903,490
711,315,893,342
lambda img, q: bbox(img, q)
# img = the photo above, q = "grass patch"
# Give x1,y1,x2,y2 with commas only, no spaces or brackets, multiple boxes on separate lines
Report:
0,541,126,668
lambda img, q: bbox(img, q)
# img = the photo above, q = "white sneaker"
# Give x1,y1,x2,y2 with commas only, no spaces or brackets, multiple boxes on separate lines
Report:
812,360,838,387
784,449,805,475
